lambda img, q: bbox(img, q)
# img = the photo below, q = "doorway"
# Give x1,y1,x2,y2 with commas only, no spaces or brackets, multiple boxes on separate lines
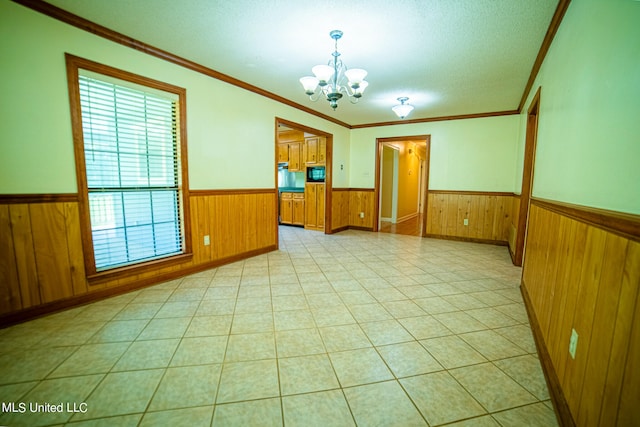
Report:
513,87,541,266
374,135,430,237
274,118,333,242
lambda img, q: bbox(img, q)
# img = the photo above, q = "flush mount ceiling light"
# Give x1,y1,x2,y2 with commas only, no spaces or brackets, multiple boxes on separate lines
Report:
299,30,368,110
392,97,414,119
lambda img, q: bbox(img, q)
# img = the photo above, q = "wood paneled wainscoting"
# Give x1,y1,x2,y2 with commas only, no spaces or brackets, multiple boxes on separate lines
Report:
0,190,277,325
521,198,640,426
331,188,375,232
425,190,519,245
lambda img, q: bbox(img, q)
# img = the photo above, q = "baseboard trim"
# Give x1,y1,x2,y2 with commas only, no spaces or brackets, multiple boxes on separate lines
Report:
424,234,508,246
0,245,276,328
521,282,575,427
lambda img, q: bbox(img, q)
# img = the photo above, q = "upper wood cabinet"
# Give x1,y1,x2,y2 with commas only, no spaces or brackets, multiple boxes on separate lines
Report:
304,136,326,165
288,142,302,172
278,143,289,163
278,141,302,171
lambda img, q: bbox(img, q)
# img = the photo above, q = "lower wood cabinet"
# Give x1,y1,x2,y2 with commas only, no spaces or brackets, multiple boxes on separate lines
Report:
280,192,292,224
280,192,304,226
292,193,305,225
304,183,325,231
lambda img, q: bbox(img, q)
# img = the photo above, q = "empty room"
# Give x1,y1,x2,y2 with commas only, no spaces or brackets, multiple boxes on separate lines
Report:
0,0,638,426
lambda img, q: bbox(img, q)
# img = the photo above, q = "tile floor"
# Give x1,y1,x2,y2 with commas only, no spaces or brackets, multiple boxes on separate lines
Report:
0,227,558,426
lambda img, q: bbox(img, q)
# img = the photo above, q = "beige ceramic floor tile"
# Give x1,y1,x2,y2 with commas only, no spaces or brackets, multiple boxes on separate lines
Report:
329,348,393,387
87,319,148,343
377,341,443,378
184,314,232,337
359,319,414,346
459,330,527,360
148,364,221,411
70,369,164,421
273,309,316,331
282,389,355,427
492,402,559,426
420,335,487,369
319,324,371,352
495,325,538,353
212,398,282,427
216,360,279,404
49,342,129,378
275,328,325,357
432,311,489,334
170,336,227,366
344,380,427,426
225,332,275,362
64,413,142,426
139,405,213,427
112,339,179,371
446,415,501,426
0,374,103,426
137,317,190,340
450,363,537,412
312,306,356,327
465,307,521,329
401,371,486,425
0,347,76,384
278,354,340,395
399,315,453,340
495,355,550,400
155,301,199,318
230,312,274,334
348,303,393,322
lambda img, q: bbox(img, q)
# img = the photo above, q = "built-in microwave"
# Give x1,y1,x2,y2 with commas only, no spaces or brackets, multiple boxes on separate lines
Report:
306,166,325,183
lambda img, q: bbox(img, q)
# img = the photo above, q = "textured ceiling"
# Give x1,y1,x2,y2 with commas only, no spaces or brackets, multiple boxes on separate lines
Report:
42,0,559,126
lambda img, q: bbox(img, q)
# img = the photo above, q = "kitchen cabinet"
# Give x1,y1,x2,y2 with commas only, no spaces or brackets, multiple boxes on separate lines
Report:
288,142,302,171
279,142,302,171
280,192,292,224
304,136,326,165
304,183,325,230
280,192,304,226
278,143,289,163
292,193,305,225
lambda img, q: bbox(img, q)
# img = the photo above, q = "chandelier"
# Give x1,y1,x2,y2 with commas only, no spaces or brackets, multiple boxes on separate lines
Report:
299,30,368,110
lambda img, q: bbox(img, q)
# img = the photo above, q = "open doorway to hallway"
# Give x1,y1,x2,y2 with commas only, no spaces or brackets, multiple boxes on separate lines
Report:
375,136,430,237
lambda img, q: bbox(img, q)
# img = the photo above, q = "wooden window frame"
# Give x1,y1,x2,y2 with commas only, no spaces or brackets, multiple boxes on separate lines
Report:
66,54,192,283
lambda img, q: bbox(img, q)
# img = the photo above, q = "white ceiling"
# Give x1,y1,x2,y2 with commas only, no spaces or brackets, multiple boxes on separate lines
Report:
43,0,559,126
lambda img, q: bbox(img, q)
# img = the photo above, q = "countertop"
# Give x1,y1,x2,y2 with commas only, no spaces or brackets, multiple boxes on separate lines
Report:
278,187,304,193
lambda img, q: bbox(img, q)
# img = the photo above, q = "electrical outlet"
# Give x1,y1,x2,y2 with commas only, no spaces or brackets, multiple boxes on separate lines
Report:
359,212,365,219
569,328,578,359
203,235,210,246
463,218,469,226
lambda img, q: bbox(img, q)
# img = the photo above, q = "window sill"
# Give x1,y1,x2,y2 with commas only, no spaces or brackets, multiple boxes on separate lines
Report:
87,252,193,285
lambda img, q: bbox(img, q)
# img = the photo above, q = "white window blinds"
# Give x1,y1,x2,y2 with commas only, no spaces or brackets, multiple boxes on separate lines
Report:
79,74,184,271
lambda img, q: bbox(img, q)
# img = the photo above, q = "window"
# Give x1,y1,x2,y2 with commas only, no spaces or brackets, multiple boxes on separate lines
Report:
67,55,191,279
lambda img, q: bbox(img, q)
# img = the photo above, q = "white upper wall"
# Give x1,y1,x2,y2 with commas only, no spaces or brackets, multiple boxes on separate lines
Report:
350,115,521,191
517,0,640,214
0,1,350,193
